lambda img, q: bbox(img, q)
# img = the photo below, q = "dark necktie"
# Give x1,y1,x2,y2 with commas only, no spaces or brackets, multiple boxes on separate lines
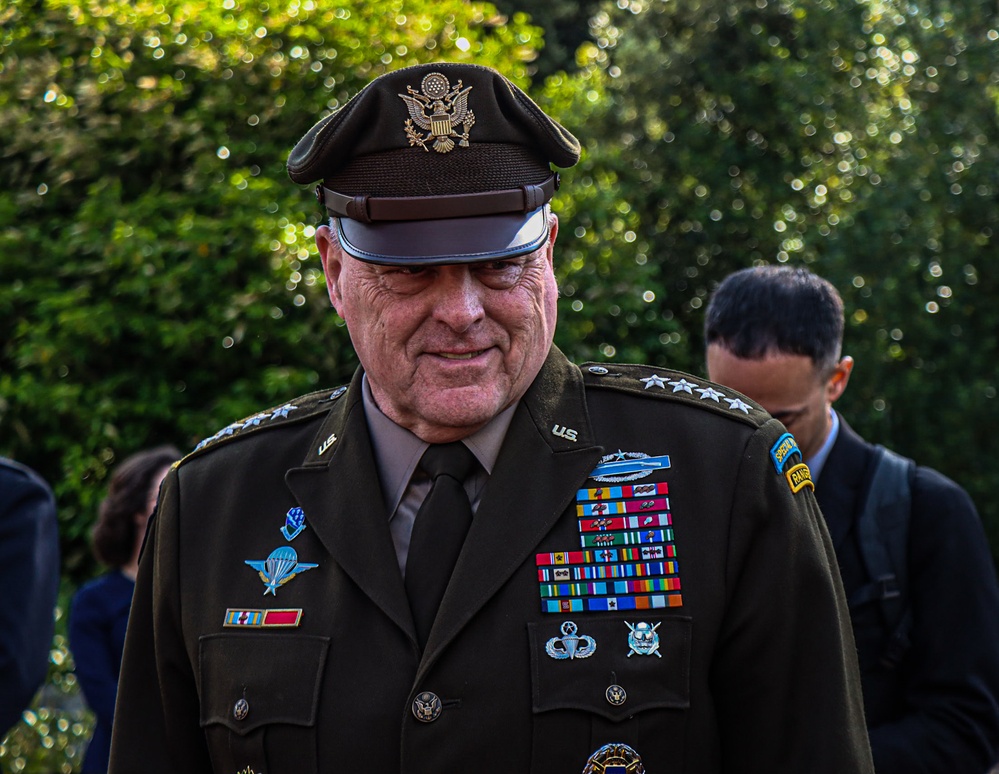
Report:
405,442,478,649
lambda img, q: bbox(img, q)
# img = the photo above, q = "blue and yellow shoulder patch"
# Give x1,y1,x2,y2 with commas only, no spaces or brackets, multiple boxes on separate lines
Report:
179,385,349,464
581,362,766,427
769,432,814,493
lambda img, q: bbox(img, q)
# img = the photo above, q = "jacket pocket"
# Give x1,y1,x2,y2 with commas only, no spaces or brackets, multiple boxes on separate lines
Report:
527,616,691,772
199,633,330,774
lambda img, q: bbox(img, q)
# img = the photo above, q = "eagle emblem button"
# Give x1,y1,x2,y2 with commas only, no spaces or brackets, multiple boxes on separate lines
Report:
605,684,628,707
412,691,443,723
233,698,249,721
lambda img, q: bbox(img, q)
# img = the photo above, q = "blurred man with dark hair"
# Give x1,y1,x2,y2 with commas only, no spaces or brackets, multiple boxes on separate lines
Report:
705,265,999,774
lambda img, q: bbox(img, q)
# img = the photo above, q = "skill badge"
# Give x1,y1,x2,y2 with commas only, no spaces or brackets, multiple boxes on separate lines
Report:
590,451,672,483
626,621,662,658
244,546,318,596
545,621,597,660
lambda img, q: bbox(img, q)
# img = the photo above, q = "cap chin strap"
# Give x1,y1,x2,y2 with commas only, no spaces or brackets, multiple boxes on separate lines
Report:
317,172,559,223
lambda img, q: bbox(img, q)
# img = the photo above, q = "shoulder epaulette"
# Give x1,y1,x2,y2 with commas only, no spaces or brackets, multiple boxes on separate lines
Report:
178,385,349,467
581,361,768,427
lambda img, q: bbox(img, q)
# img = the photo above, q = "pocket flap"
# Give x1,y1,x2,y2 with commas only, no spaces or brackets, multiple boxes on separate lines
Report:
528,616,691,722
199,633,330,734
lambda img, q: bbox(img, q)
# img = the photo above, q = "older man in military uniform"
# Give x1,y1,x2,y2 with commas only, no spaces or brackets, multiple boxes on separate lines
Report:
110,62,874,773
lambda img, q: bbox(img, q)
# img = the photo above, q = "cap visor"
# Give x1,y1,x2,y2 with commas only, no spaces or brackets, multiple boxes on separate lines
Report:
336,206,549,265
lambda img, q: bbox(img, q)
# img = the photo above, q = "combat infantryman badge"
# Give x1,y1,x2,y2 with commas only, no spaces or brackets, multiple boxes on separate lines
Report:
398,72,475,153
583,742,645,773
244,546,318,595
546,621,597,660
590,451,672,483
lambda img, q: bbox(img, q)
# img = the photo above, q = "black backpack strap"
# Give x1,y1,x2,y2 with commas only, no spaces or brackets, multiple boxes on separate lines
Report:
848,444,917,669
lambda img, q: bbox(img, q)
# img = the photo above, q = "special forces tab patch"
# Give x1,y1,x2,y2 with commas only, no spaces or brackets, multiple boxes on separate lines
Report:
769,432,800,473
770,432,814,493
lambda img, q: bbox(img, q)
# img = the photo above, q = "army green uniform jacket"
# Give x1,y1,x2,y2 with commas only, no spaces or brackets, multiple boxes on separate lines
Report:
110,349,873,773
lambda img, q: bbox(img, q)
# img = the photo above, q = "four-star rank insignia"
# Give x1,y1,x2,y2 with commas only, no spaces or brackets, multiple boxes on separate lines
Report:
398,72,475,153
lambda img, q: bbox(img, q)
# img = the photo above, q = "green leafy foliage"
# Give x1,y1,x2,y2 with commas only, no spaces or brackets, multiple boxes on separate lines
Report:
0,0,543,581
544,0,999,552
0,599,92,774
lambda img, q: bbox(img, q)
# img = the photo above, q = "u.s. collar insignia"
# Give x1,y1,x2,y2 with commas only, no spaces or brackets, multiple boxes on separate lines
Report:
583,743,645,773
398,72,475,154
244,546,318,595
281,507,306,541
626,621,662,658
545,620,596,660
590,451,671,483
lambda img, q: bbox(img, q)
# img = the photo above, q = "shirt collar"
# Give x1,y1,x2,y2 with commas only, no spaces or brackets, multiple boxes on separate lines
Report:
360,373,518,516
806,408,839,483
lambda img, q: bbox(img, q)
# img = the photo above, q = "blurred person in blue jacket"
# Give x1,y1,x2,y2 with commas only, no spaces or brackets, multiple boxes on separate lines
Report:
70,446,178,773
0,458,59,735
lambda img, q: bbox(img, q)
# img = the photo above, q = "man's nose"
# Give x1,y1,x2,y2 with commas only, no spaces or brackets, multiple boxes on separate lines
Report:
431,266,486,331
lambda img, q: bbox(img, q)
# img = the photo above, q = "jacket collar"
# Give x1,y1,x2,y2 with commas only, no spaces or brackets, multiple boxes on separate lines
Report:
285,347,605,668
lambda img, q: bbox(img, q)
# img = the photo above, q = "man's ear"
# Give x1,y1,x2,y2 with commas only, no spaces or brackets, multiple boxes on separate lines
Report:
826,356,854,404
545,212,559,267
316,224,345,318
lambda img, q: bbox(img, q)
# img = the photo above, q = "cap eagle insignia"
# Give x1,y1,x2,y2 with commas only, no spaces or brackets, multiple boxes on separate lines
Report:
398,72,475,153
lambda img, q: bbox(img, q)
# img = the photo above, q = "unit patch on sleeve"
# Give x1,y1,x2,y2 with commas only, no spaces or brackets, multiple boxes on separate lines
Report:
536,461,682,614
785,462,815,493
769,432,800,473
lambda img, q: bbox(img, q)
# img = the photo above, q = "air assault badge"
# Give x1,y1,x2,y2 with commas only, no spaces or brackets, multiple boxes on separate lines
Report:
398,72,475,153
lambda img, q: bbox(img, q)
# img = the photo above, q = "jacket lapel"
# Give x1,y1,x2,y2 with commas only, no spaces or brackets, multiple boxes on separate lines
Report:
285,369,416,639
419,348,604,673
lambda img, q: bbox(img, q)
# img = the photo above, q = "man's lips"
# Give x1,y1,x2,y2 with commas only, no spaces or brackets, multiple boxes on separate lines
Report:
437,349,489,361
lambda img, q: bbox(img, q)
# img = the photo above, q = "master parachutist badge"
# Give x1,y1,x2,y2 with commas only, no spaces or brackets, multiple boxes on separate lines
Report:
398,72,475,153
626,621,662,658
545,620,597,660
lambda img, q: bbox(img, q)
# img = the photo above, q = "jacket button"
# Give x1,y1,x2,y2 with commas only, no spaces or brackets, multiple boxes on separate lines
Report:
233,698,250,721
605,684,627,706
412,691,442,723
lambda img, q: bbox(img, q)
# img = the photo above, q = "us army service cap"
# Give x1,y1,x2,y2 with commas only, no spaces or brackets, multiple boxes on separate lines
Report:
287,62,580,265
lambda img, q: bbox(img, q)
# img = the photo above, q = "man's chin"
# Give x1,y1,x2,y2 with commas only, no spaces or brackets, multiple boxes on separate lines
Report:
408,384,509,431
